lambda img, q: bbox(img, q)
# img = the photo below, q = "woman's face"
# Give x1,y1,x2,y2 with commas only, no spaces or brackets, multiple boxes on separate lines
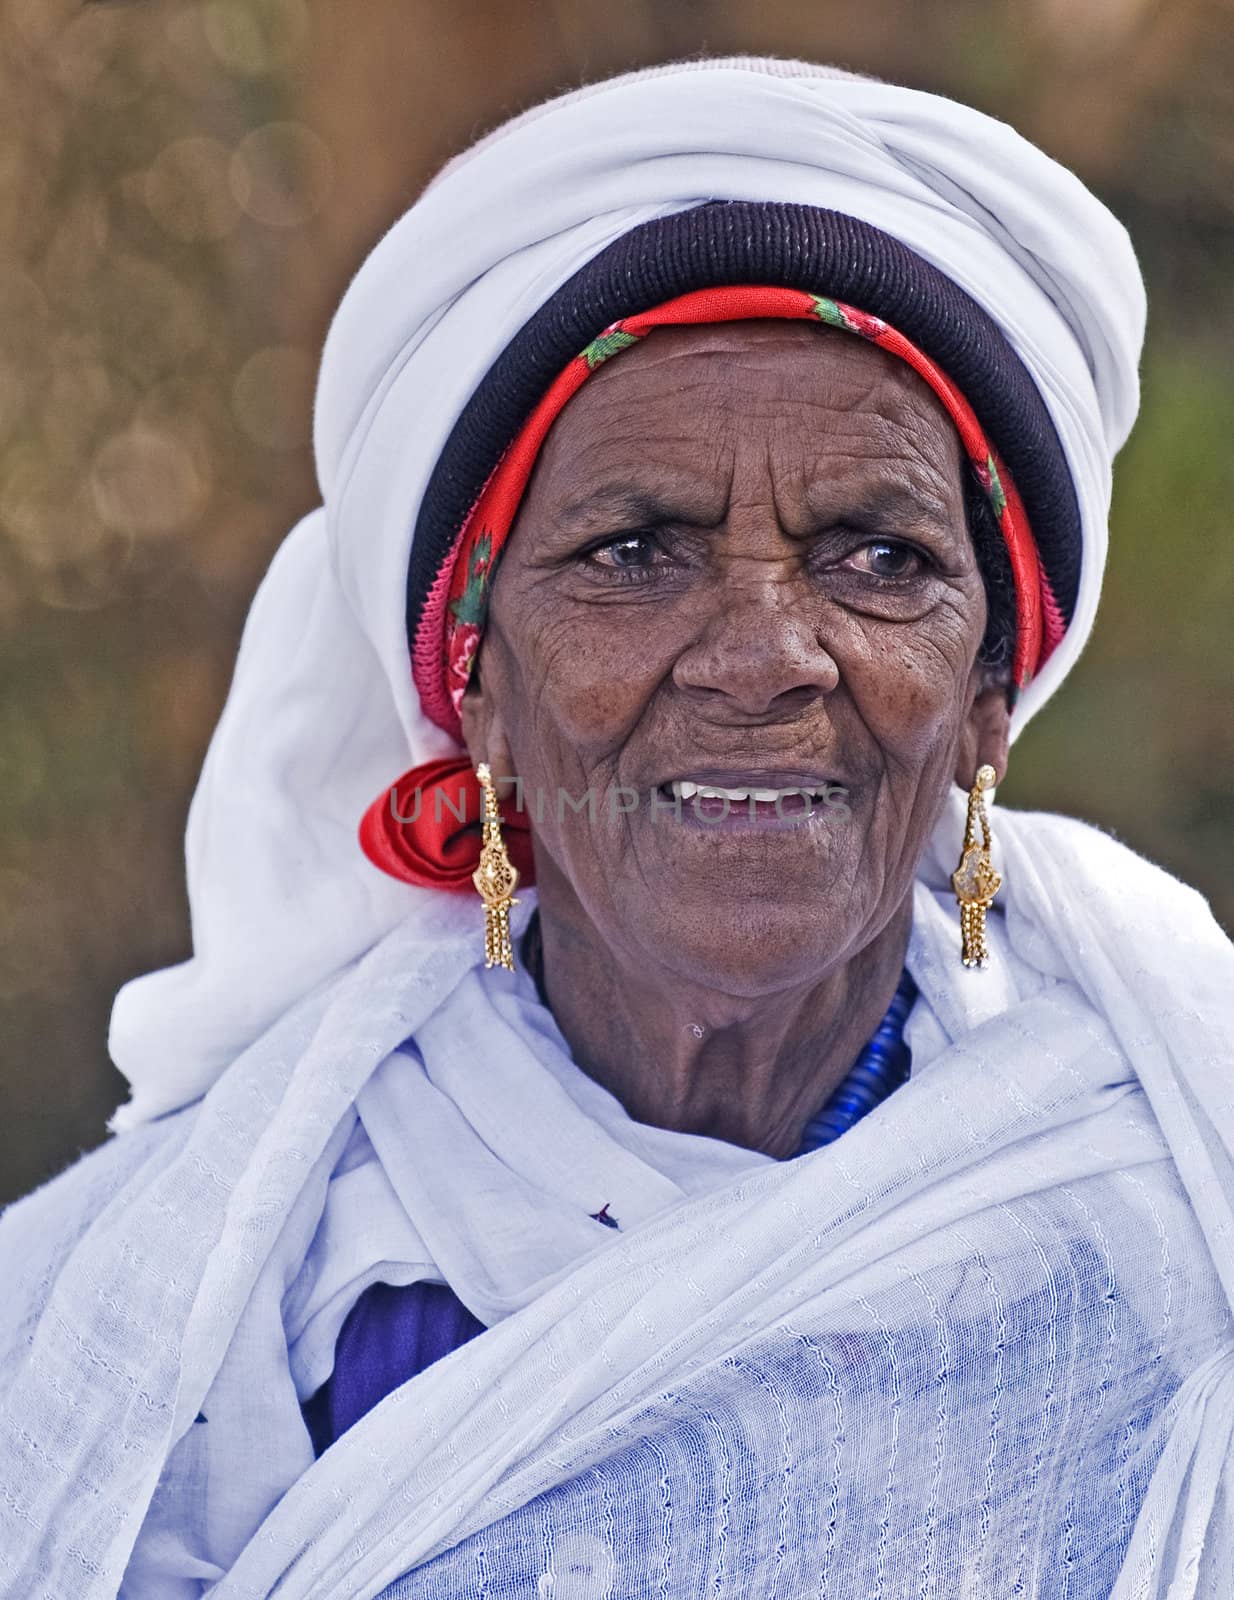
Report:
462,320,1009,993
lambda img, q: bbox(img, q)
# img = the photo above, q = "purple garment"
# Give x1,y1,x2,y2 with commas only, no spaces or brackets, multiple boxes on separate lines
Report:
302,1280,484,1458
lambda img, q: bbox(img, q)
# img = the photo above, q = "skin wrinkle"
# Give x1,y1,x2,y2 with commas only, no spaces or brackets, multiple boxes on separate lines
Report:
462,321,1010,1160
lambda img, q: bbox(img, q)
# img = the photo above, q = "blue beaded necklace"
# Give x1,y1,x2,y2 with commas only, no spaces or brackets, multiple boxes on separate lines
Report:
795,969,918,1156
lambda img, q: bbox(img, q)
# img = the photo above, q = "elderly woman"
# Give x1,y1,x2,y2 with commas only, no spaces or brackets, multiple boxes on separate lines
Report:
3,57,1234,1600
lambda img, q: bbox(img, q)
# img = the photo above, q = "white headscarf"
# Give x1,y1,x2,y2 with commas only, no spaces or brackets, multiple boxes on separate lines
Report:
108,56,1145,1126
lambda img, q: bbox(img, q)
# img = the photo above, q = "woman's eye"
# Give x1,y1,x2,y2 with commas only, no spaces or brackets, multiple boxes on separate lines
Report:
589,532,662,570
847,539,924,578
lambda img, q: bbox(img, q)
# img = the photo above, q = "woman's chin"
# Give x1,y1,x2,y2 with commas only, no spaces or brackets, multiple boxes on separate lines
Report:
620,801,862,899
630,903,874,998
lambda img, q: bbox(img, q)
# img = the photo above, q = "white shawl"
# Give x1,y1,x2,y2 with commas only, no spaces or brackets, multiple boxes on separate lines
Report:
2,803,1233,1600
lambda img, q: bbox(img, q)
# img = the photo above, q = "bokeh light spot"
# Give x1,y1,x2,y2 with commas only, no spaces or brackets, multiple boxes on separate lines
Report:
229,121,333,227
205,2,268,76
90,425,208,537
232,345,314,450
50,10,139,109
204,0,309,76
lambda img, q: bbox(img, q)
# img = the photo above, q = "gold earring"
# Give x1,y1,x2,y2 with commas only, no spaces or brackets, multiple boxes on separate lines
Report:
473,763,519,971
951,763,1002,969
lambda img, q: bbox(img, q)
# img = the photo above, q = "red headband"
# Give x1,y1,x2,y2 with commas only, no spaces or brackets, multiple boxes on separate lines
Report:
413,285,1063,743
366,286,1064,891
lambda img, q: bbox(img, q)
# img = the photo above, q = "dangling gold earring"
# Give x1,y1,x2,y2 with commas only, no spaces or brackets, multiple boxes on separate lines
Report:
951,763,1002,969
473,763,519,971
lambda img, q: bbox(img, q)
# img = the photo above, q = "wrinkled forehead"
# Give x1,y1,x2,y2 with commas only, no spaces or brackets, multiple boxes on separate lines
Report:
525,318,965,520
565,316,955,422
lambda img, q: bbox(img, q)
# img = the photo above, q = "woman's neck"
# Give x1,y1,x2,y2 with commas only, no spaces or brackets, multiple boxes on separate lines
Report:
527,891,913,1160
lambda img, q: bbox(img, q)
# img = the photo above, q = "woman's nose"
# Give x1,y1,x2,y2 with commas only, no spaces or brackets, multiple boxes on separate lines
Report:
670,570,840,716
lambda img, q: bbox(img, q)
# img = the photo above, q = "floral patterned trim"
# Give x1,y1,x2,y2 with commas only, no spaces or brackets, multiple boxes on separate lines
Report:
810,296,887,340
581,327,640,370
978,454,1008,520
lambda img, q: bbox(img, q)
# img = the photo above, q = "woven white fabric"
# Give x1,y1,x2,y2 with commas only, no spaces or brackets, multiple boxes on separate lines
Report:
105,56,1145,1126
2,802,1234,1598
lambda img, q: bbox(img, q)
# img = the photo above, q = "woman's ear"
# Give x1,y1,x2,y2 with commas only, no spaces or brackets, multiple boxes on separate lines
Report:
459,674,517,792
954,682,1012,788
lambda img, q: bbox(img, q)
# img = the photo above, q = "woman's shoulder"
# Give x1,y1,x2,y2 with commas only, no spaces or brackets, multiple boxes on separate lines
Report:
1002,805,1228,930
0,1111,193,1369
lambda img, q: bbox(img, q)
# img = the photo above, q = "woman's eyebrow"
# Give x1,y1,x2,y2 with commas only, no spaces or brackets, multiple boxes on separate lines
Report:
553,482,721,533
801,479,959,535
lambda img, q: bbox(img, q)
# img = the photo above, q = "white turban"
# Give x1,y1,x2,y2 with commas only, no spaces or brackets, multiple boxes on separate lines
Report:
109,57,1146,1127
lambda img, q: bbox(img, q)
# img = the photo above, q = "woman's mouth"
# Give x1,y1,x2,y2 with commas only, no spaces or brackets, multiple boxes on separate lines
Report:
654,775,850,830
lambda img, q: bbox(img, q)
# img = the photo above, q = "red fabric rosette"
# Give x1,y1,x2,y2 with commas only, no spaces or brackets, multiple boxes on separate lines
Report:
359,755,535,892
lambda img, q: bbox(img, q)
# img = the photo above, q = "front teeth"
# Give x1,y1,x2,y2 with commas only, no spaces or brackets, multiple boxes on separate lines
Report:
671,780,826,803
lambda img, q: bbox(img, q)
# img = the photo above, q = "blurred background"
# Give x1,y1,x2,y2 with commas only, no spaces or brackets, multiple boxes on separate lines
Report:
1,0,1232,1204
